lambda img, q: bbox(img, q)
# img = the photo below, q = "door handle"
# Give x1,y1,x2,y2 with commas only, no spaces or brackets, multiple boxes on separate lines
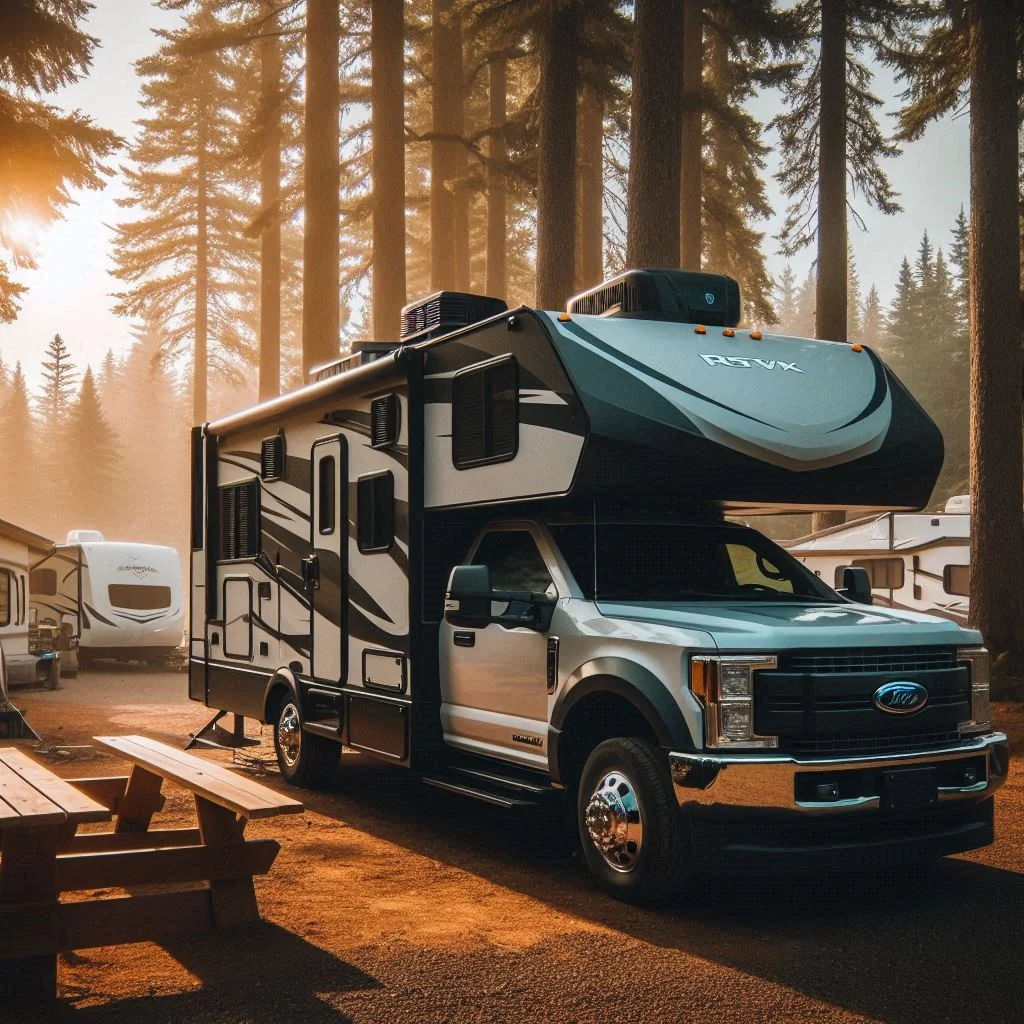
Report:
453,631,476,648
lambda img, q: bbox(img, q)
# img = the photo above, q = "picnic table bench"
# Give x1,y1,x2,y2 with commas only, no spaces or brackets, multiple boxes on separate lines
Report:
0,735,303,1003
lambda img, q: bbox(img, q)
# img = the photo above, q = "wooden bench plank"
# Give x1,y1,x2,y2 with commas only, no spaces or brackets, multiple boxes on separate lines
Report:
0,764,65,827
65,776,132,813
0,749,110,824
93,735,303,819
0,890,215,958
68,827,202,854
56,838,280,891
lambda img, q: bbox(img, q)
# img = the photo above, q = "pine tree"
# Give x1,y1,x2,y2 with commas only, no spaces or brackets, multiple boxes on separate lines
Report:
63,369,120,531
775,264,798,333
111,5,259,424
885,257,917,370
948,204,969,331
0,1,120,322
0,363,37,525
860,284,883,351
37,333,78,424
846,247,861,341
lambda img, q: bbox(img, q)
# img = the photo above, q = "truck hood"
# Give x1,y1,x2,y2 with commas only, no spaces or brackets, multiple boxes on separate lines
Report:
594,599,980,650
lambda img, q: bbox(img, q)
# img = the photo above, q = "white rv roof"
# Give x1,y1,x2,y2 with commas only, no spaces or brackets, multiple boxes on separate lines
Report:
786,511,970,554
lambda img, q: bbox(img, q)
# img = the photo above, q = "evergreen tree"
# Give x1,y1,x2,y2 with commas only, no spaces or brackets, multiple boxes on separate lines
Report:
884,257,917,369
860,284,883,351
111,5,259,424
63,369,120,531
37,333,78,424
846,247,861,341
948,204,969,330
774,264,798,332
0,363,37,525
0,1,120,322
775,0,903,346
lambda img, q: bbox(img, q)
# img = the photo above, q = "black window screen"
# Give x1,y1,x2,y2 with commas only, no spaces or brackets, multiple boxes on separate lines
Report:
452,357,518,468
357,472,394,552
220,480,260,560
318,456,336,534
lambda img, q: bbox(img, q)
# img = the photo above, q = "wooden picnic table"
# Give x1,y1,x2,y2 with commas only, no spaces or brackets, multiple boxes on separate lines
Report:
0,736,303,1004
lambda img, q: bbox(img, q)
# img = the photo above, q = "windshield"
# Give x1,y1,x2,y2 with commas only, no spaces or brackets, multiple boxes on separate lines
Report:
549,522,838,603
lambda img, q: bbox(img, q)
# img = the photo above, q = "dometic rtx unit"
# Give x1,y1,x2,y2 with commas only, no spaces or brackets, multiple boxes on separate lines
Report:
189,269,1005,902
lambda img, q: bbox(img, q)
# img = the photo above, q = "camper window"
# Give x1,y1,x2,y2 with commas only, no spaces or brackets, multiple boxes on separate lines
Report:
357,471,394,552
0,570,10,626
30,568,57,595
944,564,970,597
452,356,518,469
108,584,172,610
318,456,336,535
841,558,905,590
220,480,260,561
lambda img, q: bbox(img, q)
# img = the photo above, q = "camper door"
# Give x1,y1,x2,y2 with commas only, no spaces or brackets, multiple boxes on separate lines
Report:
311,436,346,686
29,547,81,638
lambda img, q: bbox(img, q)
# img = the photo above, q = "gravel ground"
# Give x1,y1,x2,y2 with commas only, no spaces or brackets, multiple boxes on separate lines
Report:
4,672,1024,1024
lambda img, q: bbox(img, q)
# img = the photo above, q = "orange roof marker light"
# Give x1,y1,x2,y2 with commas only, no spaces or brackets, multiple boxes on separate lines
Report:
722,328,735,338
852,343,863,352
750,329,763,340
558,312,572,323
694,325,707,335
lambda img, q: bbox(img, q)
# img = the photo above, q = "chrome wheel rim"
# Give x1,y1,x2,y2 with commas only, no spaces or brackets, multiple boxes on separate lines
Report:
278,702,302,769
584,770,644,872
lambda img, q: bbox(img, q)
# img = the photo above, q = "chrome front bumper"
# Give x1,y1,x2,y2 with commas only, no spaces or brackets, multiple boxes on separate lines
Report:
669,732,1009,816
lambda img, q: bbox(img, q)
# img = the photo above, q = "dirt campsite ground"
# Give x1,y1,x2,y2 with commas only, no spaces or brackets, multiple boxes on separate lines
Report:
4,669,1024,1024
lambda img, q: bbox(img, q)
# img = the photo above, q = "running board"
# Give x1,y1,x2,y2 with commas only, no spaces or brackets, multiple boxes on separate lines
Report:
302,720,343,740
421,774,538,809
446,764,550,796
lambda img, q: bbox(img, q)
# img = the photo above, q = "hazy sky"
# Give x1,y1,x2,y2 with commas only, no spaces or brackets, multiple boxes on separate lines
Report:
0,2,970,391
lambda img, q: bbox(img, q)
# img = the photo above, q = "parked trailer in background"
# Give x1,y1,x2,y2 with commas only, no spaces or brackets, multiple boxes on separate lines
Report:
31,531,185,670
785,495,972,624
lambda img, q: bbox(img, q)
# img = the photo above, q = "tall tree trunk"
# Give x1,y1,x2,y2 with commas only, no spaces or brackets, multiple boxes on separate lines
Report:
485,55,507,300
679,0,703,269
371,0,407,339
811,0,847,534
258,0,281,401
431,0,459,290
626,0,683,268
302,0,340,376
575,84,603,289
536,0,578,310
194,113,208,425
452,22,470,291
703,27,729,275
968,0,1024,684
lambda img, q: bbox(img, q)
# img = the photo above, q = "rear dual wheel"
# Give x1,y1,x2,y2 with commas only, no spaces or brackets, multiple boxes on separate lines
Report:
273,696,338,788
577,737,689,903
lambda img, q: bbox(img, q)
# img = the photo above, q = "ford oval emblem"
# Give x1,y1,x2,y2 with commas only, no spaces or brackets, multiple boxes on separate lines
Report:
873,681,929,715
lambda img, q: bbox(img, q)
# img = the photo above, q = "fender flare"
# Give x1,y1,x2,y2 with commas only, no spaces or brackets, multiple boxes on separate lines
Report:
548,656,697,784
262,668,300,724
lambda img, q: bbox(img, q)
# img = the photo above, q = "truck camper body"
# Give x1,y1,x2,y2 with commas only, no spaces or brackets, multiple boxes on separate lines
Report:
189,269,1006,901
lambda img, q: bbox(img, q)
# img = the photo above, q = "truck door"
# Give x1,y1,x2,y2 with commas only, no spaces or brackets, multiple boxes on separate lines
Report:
310,436,346,685
440,527,554,767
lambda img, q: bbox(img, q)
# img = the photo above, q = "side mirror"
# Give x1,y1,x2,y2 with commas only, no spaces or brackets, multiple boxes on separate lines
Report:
839,566,873,605
445,565,493,629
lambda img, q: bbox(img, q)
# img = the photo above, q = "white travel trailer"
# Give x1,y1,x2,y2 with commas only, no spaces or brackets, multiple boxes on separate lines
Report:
31,531,185,669
785,495,971,624
189,269,1005,901
0,517,60,688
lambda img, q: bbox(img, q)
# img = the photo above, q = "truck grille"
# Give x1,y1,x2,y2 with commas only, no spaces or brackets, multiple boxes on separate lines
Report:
782,729,965,757
778,646,958,675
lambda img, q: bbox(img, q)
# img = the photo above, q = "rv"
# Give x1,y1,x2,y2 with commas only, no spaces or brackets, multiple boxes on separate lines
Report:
31,531,185,670
189,268,1006,901
0,517,60,688
785,496,971,623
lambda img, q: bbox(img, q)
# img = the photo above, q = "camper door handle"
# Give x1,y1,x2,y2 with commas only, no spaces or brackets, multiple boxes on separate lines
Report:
301,554,321,592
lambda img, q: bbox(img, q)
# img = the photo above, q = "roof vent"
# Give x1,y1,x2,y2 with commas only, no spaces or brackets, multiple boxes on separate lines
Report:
944,494,970,514
400,291,508,344
567,268,742,327
261,433,285,480
371,393,400,447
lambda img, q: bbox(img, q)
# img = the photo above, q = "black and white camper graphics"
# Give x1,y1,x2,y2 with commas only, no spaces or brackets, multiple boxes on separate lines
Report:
188,269,1005,903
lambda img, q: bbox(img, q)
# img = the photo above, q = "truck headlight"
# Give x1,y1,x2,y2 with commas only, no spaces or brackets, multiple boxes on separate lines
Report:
690,655,778,750
958,646,991,734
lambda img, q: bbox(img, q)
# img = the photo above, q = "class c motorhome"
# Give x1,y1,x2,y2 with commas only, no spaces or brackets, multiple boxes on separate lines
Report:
189,268,1007,902
31,531,185,671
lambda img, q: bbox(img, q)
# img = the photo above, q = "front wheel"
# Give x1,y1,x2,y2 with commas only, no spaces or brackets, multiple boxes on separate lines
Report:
577,737,689,903
273,696,338,788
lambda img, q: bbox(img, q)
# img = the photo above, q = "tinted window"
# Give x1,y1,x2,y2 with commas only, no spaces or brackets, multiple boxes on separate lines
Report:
845,558,905,590
452,357,518,468
30,568,57,595
357,472,394,552
0,570,10,626
472,531,553,594
108,584,172,610
944,563,970,597
318,456,336,535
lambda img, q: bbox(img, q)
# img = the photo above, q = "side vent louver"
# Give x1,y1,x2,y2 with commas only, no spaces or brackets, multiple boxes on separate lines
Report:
400,291,508,343
371,393,400,447
261,433,284,480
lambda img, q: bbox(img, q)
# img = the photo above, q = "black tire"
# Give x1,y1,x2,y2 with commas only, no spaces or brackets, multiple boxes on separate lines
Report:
577,737,689,903
272,694,338,788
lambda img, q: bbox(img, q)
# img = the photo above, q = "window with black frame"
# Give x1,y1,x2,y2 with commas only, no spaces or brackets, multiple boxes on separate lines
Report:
452,357,518,468
357,471,394,552
220,479,260,560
